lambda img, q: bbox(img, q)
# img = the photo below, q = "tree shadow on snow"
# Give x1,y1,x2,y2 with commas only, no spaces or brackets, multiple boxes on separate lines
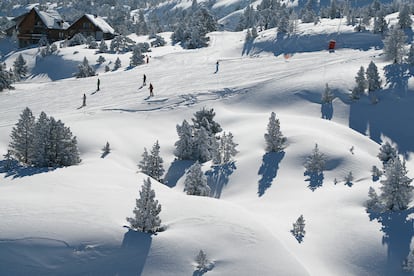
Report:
206,162,236,198
368,209,414,275
32,55,79,81
0,159,55,179
163,160,195,188
349,64,414,157
321,102,333,120
257,151,285,197
304,171,324,192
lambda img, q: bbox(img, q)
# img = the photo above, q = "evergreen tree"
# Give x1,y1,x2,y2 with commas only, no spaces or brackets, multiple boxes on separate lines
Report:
136,10,149,35
380,156,413,211
373,10,388,35
398,4,413,29
383,26,408,63
192,107,222,134
98,39,108,53
366,61,381,92
407,43,414,65
371,165,382,181
351,66,367,99
264,112,287,152
31,111,51,167
321,83,334,103
9,107,35,164
195,250,210,272
130,46,144,67
366,186,383,212
304,143,326,174
174,119,194,160
76,57,95,78
13,54,28,80
97,55,106,64
377,141,397,165
193,126,214,163
291,215,306,242
212,131,238,165
149,140,164,182
102,142,110,156
344,171,354,186
126,177,162,233
0,62,14,92
114,57,122,70
184,161,210,196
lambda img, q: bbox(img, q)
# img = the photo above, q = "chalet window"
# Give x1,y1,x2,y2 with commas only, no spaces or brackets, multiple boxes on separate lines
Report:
82,22,91,29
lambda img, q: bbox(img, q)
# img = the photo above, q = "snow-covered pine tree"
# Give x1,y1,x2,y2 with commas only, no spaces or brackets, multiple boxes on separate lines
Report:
291,215,306,242
373,10,388,35
136,10,149,35
76,57,95,78
114,57,122,70
148,140,164,182
366,61,381,92
193,125,214,163
138,147,151,176
304,143,326,174
195,250,210,272
102,142,110,155
0,62,14,92
2,150,14,171
98,38,108,53
212,131,238,165
398,4,413,29
407,44,414,65
371,165,382,181
130,46,144,67
351,66,366,99
380,156,413,211
192,107,222,134
377,141,397,165
86,36,98,49
344,171,354,186
97,55,106,64
31,111,51,167
184,161,210,196
9,107,35,164
366,186,383,212
383,26,408,63
321,83,334,103
174,119,194,160
264,112,287,153
126,177,162,233
13,54,28,81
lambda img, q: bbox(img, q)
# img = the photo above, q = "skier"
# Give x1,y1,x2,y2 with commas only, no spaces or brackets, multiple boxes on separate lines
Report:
97,78,100,91
215,61,219,73
149,83,154,97
82,93,86,106
143,74,146,86
146,55,149,64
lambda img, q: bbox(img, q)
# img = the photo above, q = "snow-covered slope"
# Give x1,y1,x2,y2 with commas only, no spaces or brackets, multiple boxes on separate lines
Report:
1,15,414,275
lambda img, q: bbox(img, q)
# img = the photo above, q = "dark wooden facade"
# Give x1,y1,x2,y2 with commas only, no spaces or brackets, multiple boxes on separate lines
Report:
17,8,67,48
67,15,115,41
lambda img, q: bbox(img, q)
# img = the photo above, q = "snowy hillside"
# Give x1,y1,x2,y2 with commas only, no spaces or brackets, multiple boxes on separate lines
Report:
1,12,414,276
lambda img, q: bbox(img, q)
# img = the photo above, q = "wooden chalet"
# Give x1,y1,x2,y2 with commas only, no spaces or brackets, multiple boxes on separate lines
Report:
67,14,115,41
15,8,69,48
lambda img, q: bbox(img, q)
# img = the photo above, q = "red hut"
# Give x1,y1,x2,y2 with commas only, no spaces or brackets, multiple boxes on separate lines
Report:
328,40,336,52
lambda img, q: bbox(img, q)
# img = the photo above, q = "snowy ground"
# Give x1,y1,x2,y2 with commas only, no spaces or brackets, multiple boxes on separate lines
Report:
1,15,414,275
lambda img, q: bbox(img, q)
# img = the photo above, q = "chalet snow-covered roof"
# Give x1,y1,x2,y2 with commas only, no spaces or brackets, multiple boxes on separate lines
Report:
84,14,115,34
36,8,69,30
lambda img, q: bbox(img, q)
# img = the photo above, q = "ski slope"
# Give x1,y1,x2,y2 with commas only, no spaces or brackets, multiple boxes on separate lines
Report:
1,15,414,275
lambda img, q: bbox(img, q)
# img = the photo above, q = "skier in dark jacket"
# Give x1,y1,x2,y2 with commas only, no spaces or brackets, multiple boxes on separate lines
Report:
143,74,146,86
149,83,154,97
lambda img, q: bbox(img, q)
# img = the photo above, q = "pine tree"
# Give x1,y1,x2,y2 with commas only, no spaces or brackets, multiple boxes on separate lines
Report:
373,10,388,35
398,4,413,29
351,66,367,99
291,215,306,242
212,131,238,165
13,54,28,80
0,62,14,92
383,26,408,63
114,57,122,70
264,112,287,152
138,147,151,174
377,141,397,165
126,177,162,233
97,55,106,64
76,57,95,78
366,61,381,92
366,186,383,212
371,165,382,181
193,126,213,163
407,44,414,65
136,10,149,35
130,47,144,67
195,250,210,271
31,111,51,167
321,83,334,103
9,107,35,164
99,39,108,53
344,171,354,186
380,156,413,211
304,143,326,174
184,161,210,196
174,119,194,160
102,142,110,155
192,107,222,134
149,140,164,182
